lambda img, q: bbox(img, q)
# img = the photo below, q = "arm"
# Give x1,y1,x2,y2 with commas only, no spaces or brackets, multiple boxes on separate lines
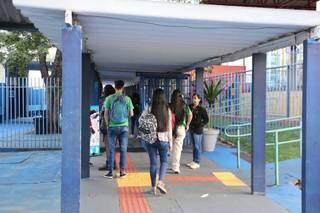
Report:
129,109,134,117
202,108,209,126
128,97,134,117
168,109,173,150
104,108,109,128
186,108,193,130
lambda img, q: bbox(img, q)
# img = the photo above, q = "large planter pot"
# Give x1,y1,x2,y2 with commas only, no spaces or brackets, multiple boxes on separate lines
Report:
203,128,220,152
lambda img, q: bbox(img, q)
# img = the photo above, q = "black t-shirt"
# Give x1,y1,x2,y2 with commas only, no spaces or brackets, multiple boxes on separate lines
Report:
189,104,209,134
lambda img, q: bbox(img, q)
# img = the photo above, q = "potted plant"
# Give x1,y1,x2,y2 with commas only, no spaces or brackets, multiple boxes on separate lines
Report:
202,79,223,152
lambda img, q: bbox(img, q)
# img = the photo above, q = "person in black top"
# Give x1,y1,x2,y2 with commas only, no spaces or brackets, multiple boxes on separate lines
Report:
130,92,140,136
187,94,209,169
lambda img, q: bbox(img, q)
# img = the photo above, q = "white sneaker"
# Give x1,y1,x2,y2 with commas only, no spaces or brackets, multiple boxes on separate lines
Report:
190,163,200,169
187,161,196,167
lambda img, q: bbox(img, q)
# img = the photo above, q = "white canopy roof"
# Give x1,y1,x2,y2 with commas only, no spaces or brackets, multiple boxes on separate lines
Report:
13,0,320,79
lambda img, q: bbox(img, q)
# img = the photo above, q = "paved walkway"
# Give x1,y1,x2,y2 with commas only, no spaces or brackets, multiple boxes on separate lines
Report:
0,141,297,212
81,145,287,213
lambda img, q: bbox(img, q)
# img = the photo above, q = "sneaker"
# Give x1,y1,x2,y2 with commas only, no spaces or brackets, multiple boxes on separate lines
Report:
119,172,127,179
190,163,200,170
150,187,157,196
187,162,195,167
173,170,180,175
104,172,113,179
157,181,167,194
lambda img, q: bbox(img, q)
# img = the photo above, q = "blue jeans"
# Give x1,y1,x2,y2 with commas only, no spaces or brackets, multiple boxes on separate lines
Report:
190,132,203,164
108,126,129,173
145,140,169,187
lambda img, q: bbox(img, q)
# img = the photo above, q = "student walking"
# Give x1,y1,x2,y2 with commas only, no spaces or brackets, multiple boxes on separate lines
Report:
188,94,209,169
99,85,115,171
170,89,192,174
138,89,172,195
104,80,134,179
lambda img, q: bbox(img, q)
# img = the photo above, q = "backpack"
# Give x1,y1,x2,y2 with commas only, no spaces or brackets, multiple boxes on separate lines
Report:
138,108,158,144
109,95,128,124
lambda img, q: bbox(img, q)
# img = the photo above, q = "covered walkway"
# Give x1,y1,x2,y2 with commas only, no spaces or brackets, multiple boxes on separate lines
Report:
11,0,320,212
82,140,287,213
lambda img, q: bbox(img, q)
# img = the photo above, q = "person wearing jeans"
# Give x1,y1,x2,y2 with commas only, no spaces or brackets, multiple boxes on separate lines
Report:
188,94,209,169
145,140,169,193
104,80,134,179
143,89,172,195
108,126,129,174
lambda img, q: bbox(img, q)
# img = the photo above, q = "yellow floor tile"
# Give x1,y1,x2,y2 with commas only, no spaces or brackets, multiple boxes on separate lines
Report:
213,172,247,187
117,172,151,187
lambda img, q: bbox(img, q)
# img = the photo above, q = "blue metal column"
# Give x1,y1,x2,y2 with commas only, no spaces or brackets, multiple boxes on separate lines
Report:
90,63,100,106
251,53,266,195
81,53,91,179
139,76,145,111
164,78,170,101
195,67,204,100
302,39,320,213
61,25,82,213
176,79,182,91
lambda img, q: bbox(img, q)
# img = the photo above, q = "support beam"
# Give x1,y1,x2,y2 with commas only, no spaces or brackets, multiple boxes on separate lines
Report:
251,53,266,195
90,63,100,106
164,78,170,101
176,79,182,92
81,53,91,179
139,77,145,112
195,67,204,100
302,39,320,213
61,25,82,213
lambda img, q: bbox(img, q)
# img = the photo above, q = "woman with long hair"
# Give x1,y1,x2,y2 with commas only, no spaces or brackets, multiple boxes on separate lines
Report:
188,94,209,169
99,84,115,171
169,89,192,174
143,89,172,195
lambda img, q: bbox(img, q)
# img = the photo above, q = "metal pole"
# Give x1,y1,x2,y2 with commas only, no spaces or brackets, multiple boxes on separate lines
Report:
274,132,279,185
237,127,241,168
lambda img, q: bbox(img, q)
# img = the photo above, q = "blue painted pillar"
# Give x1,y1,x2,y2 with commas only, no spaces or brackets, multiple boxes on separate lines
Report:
154,78,160,89
61,25,82,213
139,77,145,111
164,78,170,101
302,39,320,213
176,79,182,91
81,53,91,179
195,67,204,100
251,53,266,195
90,63,100,106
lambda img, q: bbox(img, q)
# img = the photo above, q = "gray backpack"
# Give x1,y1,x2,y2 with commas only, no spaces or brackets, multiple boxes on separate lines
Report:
138,109,158,144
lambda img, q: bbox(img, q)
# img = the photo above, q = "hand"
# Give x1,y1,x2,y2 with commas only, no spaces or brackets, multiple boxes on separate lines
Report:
169,146,173,152
186,125,189,131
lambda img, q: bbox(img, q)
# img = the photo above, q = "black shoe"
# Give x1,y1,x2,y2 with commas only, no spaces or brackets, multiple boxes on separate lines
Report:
104,172,113,179
119,172,127,179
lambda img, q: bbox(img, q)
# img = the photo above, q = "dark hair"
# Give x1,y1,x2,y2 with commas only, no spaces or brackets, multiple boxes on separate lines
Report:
103,85,115,98
151,89,168,132
193,94,202,105
170,89,185,126
115,80,124,90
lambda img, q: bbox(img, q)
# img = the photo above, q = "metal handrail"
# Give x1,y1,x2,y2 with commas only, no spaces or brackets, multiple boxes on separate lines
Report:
223,116,302,186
